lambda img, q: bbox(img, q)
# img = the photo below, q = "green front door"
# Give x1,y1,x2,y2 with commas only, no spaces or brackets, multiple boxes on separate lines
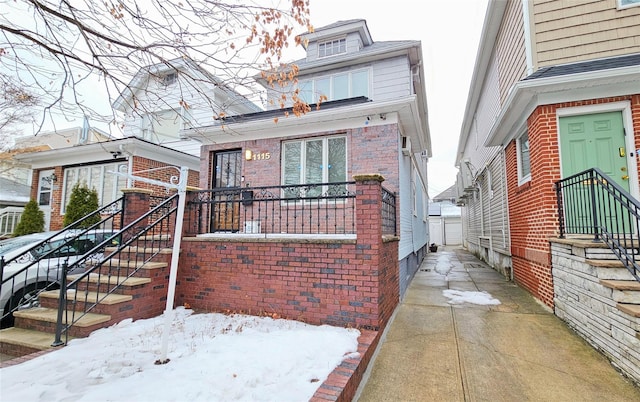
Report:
559,111,631,233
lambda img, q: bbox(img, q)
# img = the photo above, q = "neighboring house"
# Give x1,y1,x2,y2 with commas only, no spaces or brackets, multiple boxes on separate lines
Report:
0,126,113,235
14,137,200,231
184,19,432,298
11,57,264,232
113,57,263,157
455,0,640,306
429,185,462,246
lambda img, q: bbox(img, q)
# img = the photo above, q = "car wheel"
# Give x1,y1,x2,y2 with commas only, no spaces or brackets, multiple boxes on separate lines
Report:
1,282,59,329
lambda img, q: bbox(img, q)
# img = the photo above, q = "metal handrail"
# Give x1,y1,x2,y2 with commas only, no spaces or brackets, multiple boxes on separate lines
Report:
555,168,639,281
52,193,178,345
1,197,125,326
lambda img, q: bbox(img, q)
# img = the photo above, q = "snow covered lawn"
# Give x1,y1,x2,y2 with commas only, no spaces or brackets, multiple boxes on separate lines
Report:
0,307,361,402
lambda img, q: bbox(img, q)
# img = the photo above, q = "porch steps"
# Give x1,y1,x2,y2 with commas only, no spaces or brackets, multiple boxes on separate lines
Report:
0,244,174,359
0,327,74,357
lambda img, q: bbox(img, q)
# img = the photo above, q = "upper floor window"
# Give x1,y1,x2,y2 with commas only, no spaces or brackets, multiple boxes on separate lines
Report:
161,72,177,86
618,0,640,8
62,162,127,214
140,108,191,143
298,69,370,104
318,38,346,58
516,131,531,184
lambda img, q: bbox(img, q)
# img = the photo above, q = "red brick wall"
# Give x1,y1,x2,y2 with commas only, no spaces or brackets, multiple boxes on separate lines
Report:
200,124,401,194
175,177,400,330
40,157,198,231
506,95,640,308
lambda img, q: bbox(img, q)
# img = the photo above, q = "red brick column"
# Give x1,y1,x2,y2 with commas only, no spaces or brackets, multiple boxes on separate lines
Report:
354,174,399,329
121,188,152,229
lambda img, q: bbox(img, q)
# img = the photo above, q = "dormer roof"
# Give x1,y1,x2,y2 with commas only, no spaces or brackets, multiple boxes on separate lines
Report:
299,19,373,49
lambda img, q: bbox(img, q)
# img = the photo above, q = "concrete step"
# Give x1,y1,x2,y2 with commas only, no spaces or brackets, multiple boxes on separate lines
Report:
0,327,73,357
600,279,640,304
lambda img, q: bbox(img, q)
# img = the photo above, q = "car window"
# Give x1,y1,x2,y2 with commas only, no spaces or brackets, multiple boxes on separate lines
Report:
0,235,47,256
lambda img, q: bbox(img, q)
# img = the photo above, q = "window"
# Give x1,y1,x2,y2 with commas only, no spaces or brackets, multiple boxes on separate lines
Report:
140,109,187,143
298,69,370,104
516,131,531,184
161,72,177,86
62,162,127,213
618,0,640,8
282,136,347,198
318,38,346,58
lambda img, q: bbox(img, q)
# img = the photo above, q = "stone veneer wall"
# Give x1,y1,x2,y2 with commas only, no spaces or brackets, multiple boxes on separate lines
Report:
551,240,640,386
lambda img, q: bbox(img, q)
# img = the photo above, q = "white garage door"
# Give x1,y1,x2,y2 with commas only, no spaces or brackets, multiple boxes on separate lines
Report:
444,217,462,245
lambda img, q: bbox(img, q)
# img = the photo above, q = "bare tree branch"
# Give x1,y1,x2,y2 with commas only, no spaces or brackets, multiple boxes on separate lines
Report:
0,0,311,136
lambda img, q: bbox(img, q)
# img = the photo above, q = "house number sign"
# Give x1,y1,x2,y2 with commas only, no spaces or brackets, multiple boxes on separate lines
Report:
251,152,271,161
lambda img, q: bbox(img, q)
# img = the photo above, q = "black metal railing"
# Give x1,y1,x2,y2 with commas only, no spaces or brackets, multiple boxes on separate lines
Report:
381,187,397,236
52,193,179,345
185,182,357,236
555,168,639,281
0,197,125,328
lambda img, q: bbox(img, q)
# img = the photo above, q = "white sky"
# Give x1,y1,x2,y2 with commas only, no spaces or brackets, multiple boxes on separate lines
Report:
0,290,499,401
303,0,490,197
11,0,489,198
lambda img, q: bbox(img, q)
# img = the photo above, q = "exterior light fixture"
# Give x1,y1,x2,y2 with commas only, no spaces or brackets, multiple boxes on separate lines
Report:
245,150,253,160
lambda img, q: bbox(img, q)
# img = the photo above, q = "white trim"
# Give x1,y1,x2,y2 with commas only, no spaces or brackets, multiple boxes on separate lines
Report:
617,0,640,9
516,130,531,186
555,101,639,200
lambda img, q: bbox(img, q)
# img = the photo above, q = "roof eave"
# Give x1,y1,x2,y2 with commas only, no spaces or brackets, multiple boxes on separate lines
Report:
484,66,640,147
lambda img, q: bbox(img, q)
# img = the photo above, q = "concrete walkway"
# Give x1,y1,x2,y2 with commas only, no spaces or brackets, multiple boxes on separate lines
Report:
356,246,640,402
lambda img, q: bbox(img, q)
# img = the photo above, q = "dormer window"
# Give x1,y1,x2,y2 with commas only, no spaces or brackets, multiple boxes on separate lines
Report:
318,38,346,58
161,72,177,86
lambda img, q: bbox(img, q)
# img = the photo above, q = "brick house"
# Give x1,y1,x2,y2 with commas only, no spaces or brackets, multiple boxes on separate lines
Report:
182,19,432,300
454,0,640,306
14,136,200,231
12,57,263,231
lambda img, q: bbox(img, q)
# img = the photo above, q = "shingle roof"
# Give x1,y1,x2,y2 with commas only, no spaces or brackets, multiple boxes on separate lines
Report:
524,53,640,81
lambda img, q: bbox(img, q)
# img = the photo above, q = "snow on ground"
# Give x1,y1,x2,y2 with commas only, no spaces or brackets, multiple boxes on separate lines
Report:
0,307,361,402
443,289,501,305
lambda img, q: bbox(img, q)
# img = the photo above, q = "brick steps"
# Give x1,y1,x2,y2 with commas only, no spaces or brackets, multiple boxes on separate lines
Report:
0,245,173,358
0,327,75,357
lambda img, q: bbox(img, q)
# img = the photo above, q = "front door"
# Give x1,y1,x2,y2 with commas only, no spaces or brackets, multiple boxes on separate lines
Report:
210,150,242,232
37,170,55,231
559,111,631,233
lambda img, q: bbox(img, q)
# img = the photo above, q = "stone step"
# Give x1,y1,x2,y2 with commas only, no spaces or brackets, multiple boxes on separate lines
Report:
105,246,174,254
600,279,640,304
68,273,152,287
39,290,132,305
617,303,640,318
591,260,638,281
101,259,169,270
0,327,73,356
13,307,111,327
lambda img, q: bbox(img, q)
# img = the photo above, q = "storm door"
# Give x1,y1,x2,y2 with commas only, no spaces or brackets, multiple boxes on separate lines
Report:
210,150,242,232
559,111,632,234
